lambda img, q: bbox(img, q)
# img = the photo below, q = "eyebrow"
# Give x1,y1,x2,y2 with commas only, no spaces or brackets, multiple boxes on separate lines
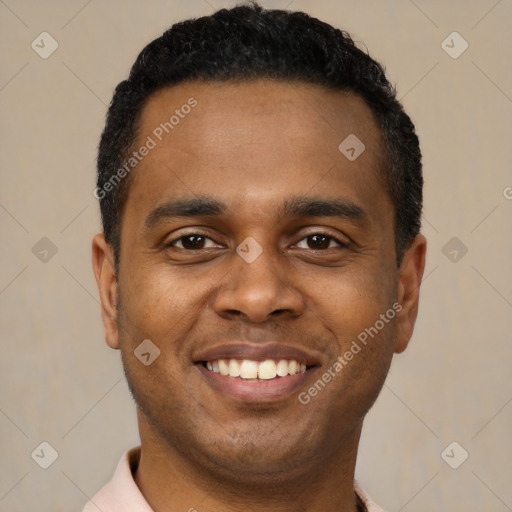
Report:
144,195,367,230
283,196,366,224
144,197,226,229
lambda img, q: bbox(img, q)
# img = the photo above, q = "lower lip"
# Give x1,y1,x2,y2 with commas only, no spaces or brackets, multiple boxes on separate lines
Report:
195,363,317,402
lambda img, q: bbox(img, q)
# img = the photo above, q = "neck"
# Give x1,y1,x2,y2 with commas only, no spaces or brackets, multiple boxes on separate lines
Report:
134,410,363,512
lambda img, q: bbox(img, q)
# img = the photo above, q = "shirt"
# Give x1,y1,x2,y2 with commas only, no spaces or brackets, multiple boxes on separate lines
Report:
83,447,386,512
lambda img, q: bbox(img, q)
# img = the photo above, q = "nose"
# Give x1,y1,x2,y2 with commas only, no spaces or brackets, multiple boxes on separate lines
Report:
212,248,305,324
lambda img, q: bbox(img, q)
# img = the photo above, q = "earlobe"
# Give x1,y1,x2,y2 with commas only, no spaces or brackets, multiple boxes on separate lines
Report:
394,234,427,354
92,233,120,349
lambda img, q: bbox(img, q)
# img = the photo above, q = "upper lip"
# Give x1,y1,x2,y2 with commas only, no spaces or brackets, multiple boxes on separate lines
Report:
193,342,323,366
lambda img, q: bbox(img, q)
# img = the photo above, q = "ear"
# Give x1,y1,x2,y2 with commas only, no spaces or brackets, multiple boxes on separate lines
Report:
394,234,427,354
92,233,119,349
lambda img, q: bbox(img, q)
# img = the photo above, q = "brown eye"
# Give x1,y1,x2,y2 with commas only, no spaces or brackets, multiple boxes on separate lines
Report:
180,235,206,250
307,235,330,249
296,233,346,250
167,233,218,250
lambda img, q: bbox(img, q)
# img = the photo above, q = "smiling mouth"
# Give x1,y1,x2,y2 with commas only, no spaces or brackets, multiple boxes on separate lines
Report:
201,358,309,381
193,342,322,401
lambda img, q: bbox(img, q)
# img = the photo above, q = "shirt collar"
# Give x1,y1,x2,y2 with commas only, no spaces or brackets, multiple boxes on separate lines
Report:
84,448,386,512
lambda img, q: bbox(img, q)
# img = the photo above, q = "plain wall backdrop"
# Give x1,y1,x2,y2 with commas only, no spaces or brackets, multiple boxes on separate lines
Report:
1,1,511,510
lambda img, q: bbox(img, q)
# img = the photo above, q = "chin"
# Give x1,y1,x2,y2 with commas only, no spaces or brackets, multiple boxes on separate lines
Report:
184,421,323,481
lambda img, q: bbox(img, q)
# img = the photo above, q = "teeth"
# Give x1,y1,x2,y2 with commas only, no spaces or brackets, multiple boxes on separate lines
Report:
205,358,307,380
276,359,289,377
258,360,277,380
218,359,229,376
239,360,258,379
228,359,241,377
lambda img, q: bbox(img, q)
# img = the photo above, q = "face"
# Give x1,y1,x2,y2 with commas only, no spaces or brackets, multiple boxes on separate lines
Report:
93,80,426,483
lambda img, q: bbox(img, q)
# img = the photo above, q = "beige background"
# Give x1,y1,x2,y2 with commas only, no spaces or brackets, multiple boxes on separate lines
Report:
1,0,511,510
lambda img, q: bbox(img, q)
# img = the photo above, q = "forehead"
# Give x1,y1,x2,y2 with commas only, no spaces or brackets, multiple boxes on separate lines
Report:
139,80,381,161
124,79,391,230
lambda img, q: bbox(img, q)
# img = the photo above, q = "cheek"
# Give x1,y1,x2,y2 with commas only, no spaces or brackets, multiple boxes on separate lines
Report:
314,265,396,341
117,265,213,350
313,273,398,411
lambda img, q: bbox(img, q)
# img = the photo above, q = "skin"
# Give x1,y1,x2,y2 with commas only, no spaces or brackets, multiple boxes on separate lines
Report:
92,79,426,512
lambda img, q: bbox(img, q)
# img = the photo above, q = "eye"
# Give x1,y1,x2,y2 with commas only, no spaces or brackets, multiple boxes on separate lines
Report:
295,233,347,250
167,232,220,250
165,231,347,252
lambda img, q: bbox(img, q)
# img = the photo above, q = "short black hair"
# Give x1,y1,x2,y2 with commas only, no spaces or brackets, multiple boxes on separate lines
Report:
96,2,422,269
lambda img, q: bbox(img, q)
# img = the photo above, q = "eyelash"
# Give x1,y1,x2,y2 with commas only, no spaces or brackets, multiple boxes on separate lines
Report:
165,231,216,249
166,231,348,250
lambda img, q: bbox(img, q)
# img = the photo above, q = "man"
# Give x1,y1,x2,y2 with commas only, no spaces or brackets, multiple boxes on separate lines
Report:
89,3,426,511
